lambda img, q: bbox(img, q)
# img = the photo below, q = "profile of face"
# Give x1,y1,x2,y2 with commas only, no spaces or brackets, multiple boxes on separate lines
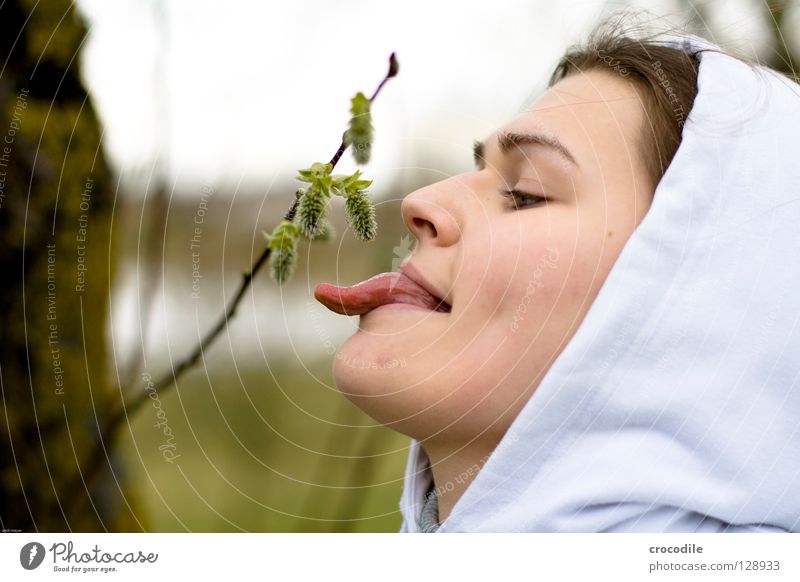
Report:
333,69,655,448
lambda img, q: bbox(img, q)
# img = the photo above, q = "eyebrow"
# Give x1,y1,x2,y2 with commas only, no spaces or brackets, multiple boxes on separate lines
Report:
473,130,578,171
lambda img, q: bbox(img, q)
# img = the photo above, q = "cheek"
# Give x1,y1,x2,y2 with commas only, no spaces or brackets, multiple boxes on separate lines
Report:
465,229,565,324
544,221,635,326
456,222,559,315
471,227,616,352
444,239,612,434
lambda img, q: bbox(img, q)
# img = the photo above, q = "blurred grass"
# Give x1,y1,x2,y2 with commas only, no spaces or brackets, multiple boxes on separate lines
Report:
114,189,414,531
117,354,409,532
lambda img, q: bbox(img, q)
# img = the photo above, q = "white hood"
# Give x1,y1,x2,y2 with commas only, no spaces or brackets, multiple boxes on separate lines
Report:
399,34,800,533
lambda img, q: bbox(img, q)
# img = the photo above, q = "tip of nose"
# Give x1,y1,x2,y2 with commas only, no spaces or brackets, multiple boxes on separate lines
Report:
402,192,460,248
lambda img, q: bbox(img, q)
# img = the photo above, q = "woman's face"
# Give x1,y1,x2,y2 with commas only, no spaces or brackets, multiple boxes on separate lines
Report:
333,69,654,444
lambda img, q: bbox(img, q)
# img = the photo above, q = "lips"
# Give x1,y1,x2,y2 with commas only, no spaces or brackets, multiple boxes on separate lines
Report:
313,264,451,316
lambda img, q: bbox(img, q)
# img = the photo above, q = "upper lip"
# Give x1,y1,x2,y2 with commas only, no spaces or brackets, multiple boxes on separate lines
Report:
399,261,452,312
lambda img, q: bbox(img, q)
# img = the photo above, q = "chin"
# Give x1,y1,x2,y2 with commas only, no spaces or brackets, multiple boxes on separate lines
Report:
330,344,453,442
331,334,425,434
332,333,397,397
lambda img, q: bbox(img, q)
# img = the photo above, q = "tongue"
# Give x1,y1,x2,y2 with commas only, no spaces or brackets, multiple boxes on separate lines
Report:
314,272,447,316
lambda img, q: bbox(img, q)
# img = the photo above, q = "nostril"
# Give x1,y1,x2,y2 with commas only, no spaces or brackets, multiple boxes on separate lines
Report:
413,217,436,238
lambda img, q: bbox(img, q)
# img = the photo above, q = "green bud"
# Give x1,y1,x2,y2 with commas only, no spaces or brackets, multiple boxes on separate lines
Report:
296,185,329,238
296,162,333,196
267,220,299,284
344,92,373,165
270,244,296,284
345,189,377,241
331,170,373,198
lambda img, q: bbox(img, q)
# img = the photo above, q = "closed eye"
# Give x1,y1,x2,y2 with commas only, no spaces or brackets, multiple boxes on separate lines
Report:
501,189,549,209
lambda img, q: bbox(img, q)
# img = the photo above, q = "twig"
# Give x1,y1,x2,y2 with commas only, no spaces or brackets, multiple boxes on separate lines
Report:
75,53,399,499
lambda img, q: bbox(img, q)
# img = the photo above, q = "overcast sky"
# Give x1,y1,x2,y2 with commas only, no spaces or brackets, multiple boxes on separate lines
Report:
74,0,774,195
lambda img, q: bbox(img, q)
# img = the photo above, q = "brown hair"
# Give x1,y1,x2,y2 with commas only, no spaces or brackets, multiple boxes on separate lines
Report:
548,17,702,190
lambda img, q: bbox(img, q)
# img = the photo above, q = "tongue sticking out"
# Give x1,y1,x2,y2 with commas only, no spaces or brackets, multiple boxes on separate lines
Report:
314,272,450,316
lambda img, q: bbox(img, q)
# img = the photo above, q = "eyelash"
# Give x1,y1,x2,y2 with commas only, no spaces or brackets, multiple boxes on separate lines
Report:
501,189,549,209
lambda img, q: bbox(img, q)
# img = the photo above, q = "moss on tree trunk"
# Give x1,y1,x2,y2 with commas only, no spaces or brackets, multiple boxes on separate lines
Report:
0,0,139,531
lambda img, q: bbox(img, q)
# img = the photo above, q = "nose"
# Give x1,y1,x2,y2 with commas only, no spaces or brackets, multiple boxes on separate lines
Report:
400,178,463,248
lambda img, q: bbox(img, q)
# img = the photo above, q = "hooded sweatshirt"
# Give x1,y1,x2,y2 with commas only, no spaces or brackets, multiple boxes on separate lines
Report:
399,34,800,533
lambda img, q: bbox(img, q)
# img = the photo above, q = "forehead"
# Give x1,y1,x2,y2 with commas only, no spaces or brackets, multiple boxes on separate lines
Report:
506,70,644,145
533,69,642,118
506,70,642,131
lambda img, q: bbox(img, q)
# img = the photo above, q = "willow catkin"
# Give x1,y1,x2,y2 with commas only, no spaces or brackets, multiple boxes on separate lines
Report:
345,190,377,241
344,92,373,165
267,220,299,284
296,185,328,239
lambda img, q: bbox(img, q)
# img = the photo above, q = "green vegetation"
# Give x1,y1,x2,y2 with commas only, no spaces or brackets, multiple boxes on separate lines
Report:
119,357,408,532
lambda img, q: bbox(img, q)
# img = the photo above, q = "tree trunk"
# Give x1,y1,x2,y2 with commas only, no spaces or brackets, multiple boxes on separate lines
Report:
0,0,138,531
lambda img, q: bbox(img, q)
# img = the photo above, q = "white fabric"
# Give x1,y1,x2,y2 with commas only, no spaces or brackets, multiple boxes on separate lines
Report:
399,35,800,533
399,439,432,533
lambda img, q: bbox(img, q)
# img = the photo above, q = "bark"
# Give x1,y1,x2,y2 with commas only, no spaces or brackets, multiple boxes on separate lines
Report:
0,0,138,532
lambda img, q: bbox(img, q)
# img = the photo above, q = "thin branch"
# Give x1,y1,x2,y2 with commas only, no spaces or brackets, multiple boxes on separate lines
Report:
75,53,399,497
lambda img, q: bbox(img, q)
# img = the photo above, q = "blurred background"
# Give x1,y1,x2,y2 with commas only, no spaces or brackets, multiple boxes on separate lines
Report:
1,0,798,532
